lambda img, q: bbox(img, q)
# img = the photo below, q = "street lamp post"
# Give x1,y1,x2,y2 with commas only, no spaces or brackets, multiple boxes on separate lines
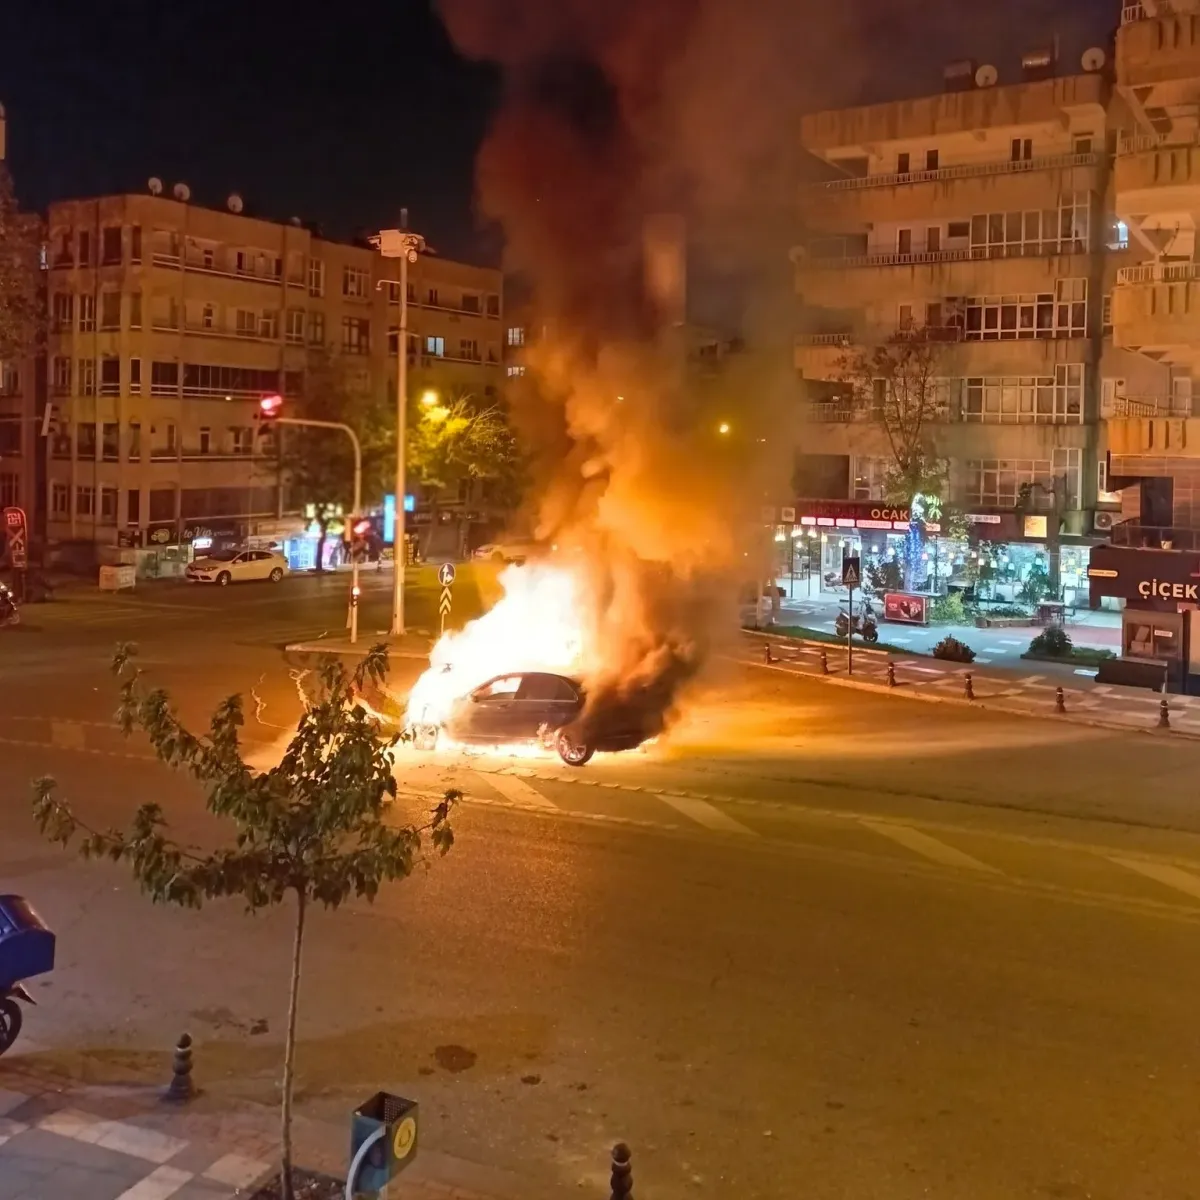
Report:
272,413,363,644
370,225,426,638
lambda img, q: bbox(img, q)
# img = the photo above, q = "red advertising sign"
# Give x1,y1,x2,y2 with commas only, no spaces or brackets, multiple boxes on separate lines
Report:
3,506,27,570
883,591,928,626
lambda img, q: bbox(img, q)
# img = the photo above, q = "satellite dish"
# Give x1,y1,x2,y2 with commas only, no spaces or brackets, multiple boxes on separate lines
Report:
290,216,302,226
406,248,419,264
227,193,244,214
975,64,999,88
1081,46,1107,72
148,177,163,196
173,182,191,202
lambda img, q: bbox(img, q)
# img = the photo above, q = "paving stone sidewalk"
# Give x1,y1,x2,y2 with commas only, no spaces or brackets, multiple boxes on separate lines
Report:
0,1066,504,1200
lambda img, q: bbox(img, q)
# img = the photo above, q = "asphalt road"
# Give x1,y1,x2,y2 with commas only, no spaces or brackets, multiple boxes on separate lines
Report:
4,575,1200,1199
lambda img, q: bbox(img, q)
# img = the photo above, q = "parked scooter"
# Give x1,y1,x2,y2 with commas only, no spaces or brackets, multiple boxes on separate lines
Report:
0,583,18,627
0,895,56,1057
835,596,880,644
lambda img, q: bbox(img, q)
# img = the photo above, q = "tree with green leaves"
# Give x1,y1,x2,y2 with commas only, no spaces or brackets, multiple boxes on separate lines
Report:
0,162,42,364
32,646,458,1200
283,352,391,571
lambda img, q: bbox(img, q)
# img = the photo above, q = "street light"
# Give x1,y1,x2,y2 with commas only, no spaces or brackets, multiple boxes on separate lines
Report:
717,421,731,435
371,225,427,637
420,389,438,408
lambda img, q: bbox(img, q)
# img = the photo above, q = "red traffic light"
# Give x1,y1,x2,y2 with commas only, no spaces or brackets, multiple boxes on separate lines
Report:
259,394,283,419
353,519,371,536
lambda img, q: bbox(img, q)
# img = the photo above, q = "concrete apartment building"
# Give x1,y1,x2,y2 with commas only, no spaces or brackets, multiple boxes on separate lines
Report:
44,188,502,560
791,3,1200,604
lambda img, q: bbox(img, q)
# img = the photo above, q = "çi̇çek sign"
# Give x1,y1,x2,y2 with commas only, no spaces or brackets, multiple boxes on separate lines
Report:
1138,578,1200,601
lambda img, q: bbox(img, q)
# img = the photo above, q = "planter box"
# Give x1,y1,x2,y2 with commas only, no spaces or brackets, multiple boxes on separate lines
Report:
974,616,1035,629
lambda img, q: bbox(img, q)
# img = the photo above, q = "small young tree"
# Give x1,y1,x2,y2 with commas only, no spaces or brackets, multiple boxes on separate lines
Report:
32,646,458,1200
1017,475,1067,598
838,331,949,588
0,163,43,363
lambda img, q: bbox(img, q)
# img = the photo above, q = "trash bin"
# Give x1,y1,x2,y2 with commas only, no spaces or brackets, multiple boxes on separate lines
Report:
349,1092,418,1194
0,895,55,987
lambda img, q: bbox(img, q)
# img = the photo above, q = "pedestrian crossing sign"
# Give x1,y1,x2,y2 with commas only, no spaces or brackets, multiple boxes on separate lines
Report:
842,557,861,587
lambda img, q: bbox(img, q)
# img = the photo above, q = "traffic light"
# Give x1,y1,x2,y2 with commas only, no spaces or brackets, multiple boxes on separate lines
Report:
258,394,283,421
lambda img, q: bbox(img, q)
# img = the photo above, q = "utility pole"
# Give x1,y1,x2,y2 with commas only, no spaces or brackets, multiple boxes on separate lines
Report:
370,221,426,638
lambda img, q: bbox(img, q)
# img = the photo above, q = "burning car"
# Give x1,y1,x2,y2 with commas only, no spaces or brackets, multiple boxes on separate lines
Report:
407,669,646,767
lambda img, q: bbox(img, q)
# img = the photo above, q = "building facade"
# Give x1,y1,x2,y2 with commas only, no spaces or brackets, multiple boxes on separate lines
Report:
791,12,1198,604
44,191,502,557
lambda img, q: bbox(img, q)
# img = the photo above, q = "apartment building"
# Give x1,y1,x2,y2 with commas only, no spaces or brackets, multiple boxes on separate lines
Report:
0,101,39,526
791,15,1198,605
44,189,502,555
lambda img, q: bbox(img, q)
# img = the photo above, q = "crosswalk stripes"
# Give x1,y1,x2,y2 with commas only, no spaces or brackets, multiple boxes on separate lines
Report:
655,792,757,836
1108,856,1200,901
480,771,558,810
859,819,1001,874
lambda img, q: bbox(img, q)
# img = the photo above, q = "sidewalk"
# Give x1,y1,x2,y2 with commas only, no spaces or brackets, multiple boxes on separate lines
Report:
0,1060,511,1200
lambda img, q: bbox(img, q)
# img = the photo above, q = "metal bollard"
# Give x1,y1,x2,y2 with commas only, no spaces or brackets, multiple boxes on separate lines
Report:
820,648,829,675
764,642,773,665
887,661,896,688
165,1033,195,1103
610,1142,633,1200
1055,685,1066,713
1159,697,1170,728
964,672,975,700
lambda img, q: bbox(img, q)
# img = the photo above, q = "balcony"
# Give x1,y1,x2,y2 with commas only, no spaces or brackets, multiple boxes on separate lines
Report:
1115,138,1200,213
1104,394,1190,417
802,241,1089,270
1108,414,1200,455
1112,522,1200,550
1117,260,1200,284
811,151,1098,194
795,332,853,346
1111,279,1200,359
1117,0,1200,85
1121,0,1194,22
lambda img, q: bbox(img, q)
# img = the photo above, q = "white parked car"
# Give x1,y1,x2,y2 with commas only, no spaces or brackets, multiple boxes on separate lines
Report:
473,540,542,564
186,549,289,586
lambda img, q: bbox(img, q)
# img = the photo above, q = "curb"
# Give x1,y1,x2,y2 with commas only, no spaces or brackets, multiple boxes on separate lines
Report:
737,648,1200,743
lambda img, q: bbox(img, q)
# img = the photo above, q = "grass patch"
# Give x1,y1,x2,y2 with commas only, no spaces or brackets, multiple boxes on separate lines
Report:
762,624,927,657
1020,647,1115,667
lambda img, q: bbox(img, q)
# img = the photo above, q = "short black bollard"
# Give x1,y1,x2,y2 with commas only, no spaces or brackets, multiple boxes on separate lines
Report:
763,642,773,665
887,661,896,688
1055,685,1066,714
610,1142,633,1200
964,672,975,700
820,648,829,675
165,1033,195,1103
1159,697,1171,728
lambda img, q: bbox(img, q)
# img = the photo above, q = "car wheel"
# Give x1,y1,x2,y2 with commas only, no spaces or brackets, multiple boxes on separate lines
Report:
556,732,594,767
491,551,505,563
413,724,439,752
216,571,232,587
269,567,284,583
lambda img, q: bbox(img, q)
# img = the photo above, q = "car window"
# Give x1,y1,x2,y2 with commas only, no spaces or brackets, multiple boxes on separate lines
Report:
554,677,580,702
516,674,565,701
473,676,521,701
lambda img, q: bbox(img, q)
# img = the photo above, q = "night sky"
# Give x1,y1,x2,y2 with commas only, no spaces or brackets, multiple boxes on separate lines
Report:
1,0,1114,267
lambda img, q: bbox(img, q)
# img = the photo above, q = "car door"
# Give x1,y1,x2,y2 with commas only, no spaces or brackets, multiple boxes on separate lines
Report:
228,552,254,581
512,673,568,737
462,675,523,741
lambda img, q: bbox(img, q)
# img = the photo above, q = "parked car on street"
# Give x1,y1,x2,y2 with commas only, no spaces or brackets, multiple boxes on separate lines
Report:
186,549,289,586
473,540,542,564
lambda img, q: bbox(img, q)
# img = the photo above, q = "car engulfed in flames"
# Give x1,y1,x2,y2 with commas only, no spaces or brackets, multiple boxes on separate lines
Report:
403,559,667,767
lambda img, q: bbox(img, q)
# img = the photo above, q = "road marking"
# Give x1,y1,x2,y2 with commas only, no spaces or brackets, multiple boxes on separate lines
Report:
860,819,1000,874
481,771,558,810
905,664,942,675
657,793,757,836
997,639,1024,645
888,636,913,644
975,657,994,664
1111,856,1200,901
50,721,86,750
1074,668,1098,677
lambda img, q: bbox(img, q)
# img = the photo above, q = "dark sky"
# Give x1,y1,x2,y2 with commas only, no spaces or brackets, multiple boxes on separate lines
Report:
0,0,1114,266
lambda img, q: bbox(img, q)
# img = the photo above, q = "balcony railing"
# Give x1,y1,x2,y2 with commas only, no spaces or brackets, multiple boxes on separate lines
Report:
804,240,1090,270
1121,0,1194,22
1106,394,1192,417
796,332,852,347
809,151,1098,194
1117,131,1200,155
1111,521,1200,550
1116,260,1200,284
808,400,872,422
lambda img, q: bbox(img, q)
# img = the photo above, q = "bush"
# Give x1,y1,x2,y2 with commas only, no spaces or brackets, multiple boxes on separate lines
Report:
985,604,1031,619
1028,626,1073,657
867,559,903,596
929,592,967,624
932,635,976,663
1019,563,1052,605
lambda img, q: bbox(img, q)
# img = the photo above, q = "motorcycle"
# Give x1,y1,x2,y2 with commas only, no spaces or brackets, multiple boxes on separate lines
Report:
0,583,19,627
0,894,56,1057
836,597,880,644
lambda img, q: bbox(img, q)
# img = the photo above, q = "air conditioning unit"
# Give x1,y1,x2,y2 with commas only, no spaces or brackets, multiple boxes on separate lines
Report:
1093,510,1116,533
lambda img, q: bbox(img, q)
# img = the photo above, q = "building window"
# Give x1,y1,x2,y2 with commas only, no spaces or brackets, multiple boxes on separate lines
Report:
286,309,304,344
52,356,73,395
342,266,369,298
100,356,120,396
341,317,370,354
0,363,19,396
896,152,910,174
307,311,325,346
149,487,175,521
427,287,439,307
95,290,120,330
925,149,939,171
486,294,500,317
129,291,142,330
506,364,526,377
52,293,74,331
128,487,141,523
926,227,941,253
78,294,96,332
1098,460,1120,503
1010,137,1033,162
1102,293,1112,330
102,422,119,462
150,360,179,397
235,309,258,337
198,427,211,455
851,457,891,500
969,194,1089,257
198,303,214,331
963,366,1084,425
307,258,325,297
897,303,914,330
130,226,142,263
76,485,95,517
53,231,73,268
259,310,279,340
130,357,142,394
78,230,92,267
1053,447,1082,508
897,228,912,255
102,227,123,264
77,423,96,460
506,326,525,347
425,335,445,357
0,472,19,507
231,427,253,455
51,482,70,517
79,358,96,396
129,421,141,462
461,293,481,314
961,280,1087,341
964,459,1053,508
1073,134,1093,154
459,338,479,361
